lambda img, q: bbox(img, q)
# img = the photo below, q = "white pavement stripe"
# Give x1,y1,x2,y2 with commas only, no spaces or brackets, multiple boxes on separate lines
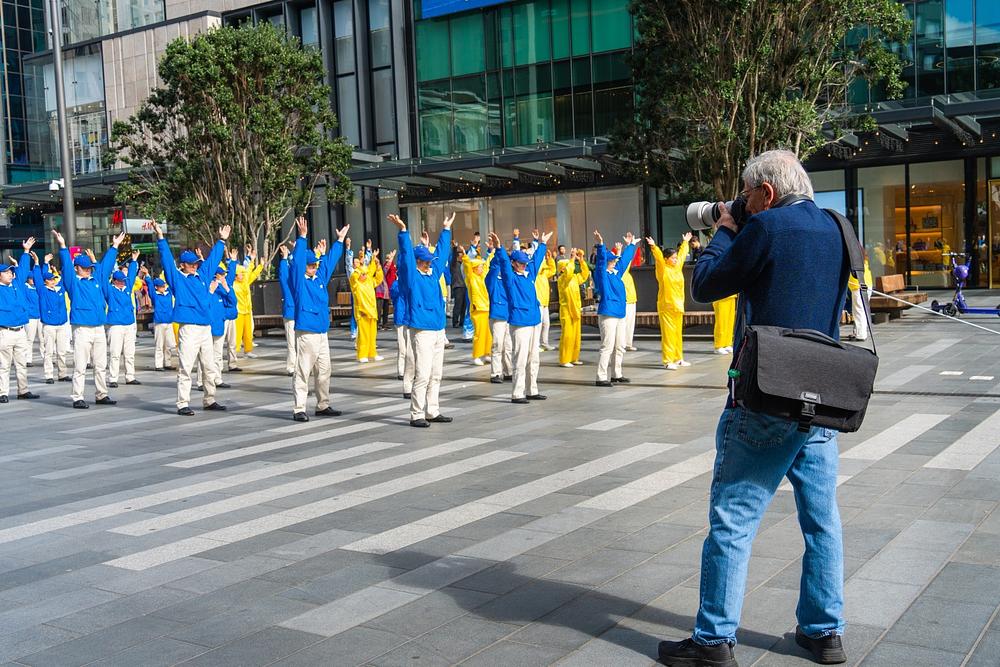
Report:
924,408,1000,470
578,448,711,511
59,412,178,434
843,414,950,461
106,449,524,570
0,445,84,463
939,371,963,376
971,376,995,381
906,338,961,359
578,419,633,431
0,439,412,544
340,441,673,555
111,438,492,535
876,365,934,389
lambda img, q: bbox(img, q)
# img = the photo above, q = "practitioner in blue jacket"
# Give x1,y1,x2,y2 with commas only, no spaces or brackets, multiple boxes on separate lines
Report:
488,229,552,404
484,238,512,384
151,220,230,416
53,228,122,409
277,244,296,376
144,273,176,371
387,250,414,397
592,230,639,387
0,237,39,402
34,254,72,383
290,217,349,422
104,250,140,388
22,255,40,367
388,212,453,428
195,263,236,392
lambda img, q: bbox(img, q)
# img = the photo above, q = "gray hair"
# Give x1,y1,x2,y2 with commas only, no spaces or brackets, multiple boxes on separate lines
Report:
741,150,814,200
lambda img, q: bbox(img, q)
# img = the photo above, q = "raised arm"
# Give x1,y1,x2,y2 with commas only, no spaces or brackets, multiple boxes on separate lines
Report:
151,220,180,288
619,242,638,268
99,234,122,283
321,225,349,285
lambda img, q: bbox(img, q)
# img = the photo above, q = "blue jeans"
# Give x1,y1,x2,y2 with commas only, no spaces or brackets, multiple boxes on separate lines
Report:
693,407,844,645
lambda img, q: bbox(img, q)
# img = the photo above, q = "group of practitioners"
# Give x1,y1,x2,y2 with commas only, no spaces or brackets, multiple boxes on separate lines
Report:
0,215,732,426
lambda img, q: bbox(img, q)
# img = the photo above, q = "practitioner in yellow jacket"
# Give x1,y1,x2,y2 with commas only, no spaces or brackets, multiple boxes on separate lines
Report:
233,247,264,358
462,249,492,365
534,250,557,351
647,232,691,370
712,294,737,354
557,248,590,367
349,248,384,362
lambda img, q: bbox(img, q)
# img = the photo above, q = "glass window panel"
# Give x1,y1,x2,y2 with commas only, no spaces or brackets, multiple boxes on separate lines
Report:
592,51,630,84
552,60,572,90
584,187,642,243
484,12,499,70
908,160,965,288
372,68,395,145
334,0,355,75
504,97,517,146
552,0,571,60
486,72,503,147
513,1,551,66
978,0,1000,90
858,165,906,281
915,0,944,97
535,194,558,243
873,2,915,102
369,0,391,67
419,80,452,156
945,0,974,92
591,0,631,53
516,93,553,144
593,85,631,135
570,0,590,56
572,56,592,86
499,6,513,68
300,6,319,48
452,75,488,152
337,75,360,146
554,93,574,139
574,90,593,136
450,12,485,76
415,18,451,81
491,195,535,240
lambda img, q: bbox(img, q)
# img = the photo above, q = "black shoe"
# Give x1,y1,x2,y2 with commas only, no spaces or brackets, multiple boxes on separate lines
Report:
155,367,165,372
17,392,40,400
657,638,738,667
527,394,547,401
315,407,342,417
0,395,7,404
611,377,631,384
444,343,455,350
73,400,88,409
396,375,403,381
428,415,452,423
26,362,34,367
197,385,205,392
795,627,846,665
403,393,412,400
108,382,119,388
217,382,231,389
45,378,54,384
59,376,71,382
503,374,512,381
490,376,503,384
229,367,243,373
293,412,309,422
410,418,430,428
512,397,529,404
95,397,117,405
204,402,227,411
286,371,294,377
126,379,141,385
595,380,613,387
177,407,195,416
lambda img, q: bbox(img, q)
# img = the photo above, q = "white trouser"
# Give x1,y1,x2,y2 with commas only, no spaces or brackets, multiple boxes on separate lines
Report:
539,307,551,348
0,328,29,397
409,327,445,422
25,319,40,364
396,324,414,393
511,324,541,399
72,325,109,402
625,302,637,347
224,319,238,367
293,331,331,414
284,318,296,374
42,322,71,380
597,315,627,382
177,323,217,409
489,319,512,377
153,323,177,369
106,323,137,383
852,288,871,341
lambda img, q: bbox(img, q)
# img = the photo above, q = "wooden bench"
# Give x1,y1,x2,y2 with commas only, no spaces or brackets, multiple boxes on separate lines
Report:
580,311,715,329
869,274,927,319
253,306,355,336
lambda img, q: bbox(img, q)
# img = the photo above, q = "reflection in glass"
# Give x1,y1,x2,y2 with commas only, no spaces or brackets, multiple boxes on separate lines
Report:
334,0,355,75
300,6,319,48
979,0,1000,89
914,0,944,96
945,0,974,92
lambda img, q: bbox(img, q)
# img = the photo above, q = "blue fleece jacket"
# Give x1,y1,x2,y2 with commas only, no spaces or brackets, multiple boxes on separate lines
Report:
223,260,238,321
593,243,637,318
34,265,68,326
158,239,225,326
208,280,234,337
144,276,174,324
104,261,139,326
495,243,545,327
278,258,295,319
691,200,848,345
0,253,31,327
485,249,509,322
61,246,117,327
291,236,344,334
389,279,408,327
397,229,451,331
24,280,39,320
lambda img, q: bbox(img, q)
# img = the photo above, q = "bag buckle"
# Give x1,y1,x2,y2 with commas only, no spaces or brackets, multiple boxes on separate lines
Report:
798,392,820,433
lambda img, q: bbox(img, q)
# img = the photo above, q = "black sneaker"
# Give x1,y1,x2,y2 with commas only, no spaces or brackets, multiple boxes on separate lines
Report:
197,385,205,392
795,627,846,665
315,407,342,417
45,378,54,384
595,380,613,387
403,393,412,400
154,367,165,372
293,412,309,422
511,397,529,404
410,418,430,428
217,382,231,389
490,376,503,384
0,395,7,404
229,367,243,373
59,376,71,382
611,377,631,384
126,379,141,385
177,407,195,416
657,638,738,667
204,402,227,411
108,382,119,388
526,394,547,401
444,343,455,350
428,415,452,423
17,392,40,400
95,396,117,405
503,374,512,381
73,400,88,409
396,374,403,381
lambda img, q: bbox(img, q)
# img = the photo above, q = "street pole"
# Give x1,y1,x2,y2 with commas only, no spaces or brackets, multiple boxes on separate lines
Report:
48,0,76,247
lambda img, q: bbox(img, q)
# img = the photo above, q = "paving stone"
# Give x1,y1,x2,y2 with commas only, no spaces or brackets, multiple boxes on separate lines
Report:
18,615,189,667
860,641,966,666
459,639,567,666
0,624,82,663
921,562,1000,606
953,531,1000,566
966,630,1000,667
267,625,406,666
883,595,995,654
362,587,496,638
83,638,209,667
372,615,519,666
173,626,324,667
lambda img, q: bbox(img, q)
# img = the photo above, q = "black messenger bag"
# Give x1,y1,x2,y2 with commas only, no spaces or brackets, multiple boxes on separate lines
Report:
730,209,878,434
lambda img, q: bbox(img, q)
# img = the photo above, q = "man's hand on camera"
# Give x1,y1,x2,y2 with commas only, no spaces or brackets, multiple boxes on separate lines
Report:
715,203,739,234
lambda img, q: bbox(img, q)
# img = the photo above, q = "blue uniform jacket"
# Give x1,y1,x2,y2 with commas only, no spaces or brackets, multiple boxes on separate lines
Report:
593,243,637,318
24,280,40,320
34,265,68,326
291,236,345,334
0,253,31,327
158,239,225,326
103,261,139,326
60,247,117,327
397,229,451,331
495,243,545,327
278,258,295,319
144,276,175,324
389,279,408,327
223,260,239,321
485,249,509,322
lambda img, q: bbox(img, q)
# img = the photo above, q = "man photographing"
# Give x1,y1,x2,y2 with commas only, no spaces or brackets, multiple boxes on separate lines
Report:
658,150,850,667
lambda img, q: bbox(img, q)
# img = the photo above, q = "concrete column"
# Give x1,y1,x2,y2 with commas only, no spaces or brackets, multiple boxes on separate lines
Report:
556,192,571,250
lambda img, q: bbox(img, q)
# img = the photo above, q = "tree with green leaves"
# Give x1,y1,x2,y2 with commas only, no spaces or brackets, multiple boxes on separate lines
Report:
109,21,354,267
616,0,910,201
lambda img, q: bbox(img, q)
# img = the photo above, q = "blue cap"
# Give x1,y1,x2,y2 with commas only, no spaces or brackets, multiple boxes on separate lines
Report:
214,266,227,275
510,250,530,264
42,270,57,281
153,278,166,287
178,250,201,264
414,246,435,262
112,270,127,282
0,263,12,273
73,254,94,268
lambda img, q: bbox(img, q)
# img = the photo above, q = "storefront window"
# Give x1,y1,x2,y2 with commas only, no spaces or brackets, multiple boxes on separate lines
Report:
908,160,965,288
858,165,906,280
979,0,1000,90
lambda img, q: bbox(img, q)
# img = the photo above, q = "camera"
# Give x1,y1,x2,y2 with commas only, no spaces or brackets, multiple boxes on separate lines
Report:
685,197,749,232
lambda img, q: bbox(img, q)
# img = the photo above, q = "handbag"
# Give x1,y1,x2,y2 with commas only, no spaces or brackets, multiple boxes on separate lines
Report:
729,209,878,433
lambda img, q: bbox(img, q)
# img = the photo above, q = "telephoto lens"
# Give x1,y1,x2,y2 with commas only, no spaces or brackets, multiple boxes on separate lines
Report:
684,197,748,232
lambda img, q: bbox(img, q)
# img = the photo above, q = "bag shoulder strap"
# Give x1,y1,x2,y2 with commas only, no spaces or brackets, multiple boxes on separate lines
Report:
824,208,877,356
